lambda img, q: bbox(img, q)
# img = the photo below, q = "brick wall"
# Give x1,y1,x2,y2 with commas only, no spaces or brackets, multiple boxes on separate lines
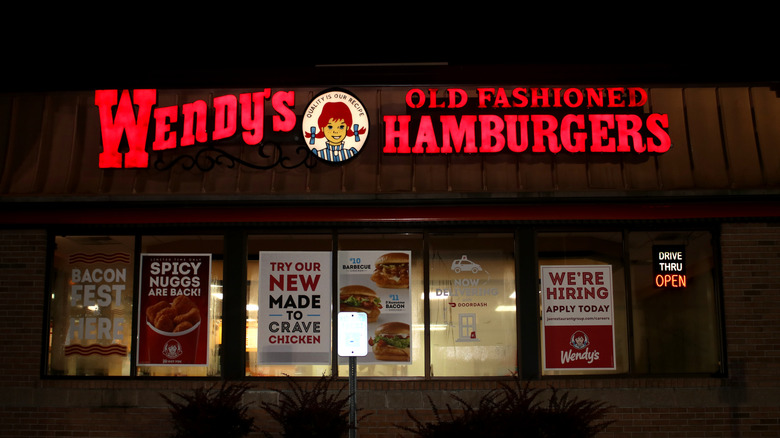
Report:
0,229,47,388
1,224,779,437
720,223,780,387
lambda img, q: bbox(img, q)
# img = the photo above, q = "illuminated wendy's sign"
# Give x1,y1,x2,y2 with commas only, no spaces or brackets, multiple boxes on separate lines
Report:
94,86,671,169
384,87,670,155
94,89,296,169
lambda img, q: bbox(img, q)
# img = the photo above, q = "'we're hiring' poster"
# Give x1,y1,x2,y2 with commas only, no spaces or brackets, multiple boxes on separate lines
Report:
541,265,615,372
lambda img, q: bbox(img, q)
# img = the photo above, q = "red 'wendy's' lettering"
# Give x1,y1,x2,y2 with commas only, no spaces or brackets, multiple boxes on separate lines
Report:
95,89,298,168
95,89,156,168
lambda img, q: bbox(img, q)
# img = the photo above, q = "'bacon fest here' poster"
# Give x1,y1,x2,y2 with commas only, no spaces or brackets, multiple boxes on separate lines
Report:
541,265,616,371
339,251,412,364
64,252,132,358
138,254,211,366
257,252,331,364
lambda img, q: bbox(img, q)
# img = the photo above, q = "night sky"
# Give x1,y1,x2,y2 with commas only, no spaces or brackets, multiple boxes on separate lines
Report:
4,12,776,92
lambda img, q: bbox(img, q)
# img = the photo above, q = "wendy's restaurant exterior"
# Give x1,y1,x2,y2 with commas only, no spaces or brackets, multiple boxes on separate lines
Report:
1,63,779,437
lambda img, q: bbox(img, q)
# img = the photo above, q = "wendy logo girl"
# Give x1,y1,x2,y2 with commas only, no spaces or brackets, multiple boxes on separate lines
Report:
570,330,590,349
303,89,369,163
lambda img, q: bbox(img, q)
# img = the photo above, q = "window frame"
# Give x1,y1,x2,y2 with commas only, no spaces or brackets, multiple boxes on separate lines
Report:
41,222,726,380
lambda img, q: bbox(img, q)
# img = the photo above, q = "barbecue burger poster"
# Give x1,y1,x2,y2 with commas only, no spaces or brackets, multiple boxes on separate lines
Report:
257,252,332,364
339,250,412,364
540,265,616,371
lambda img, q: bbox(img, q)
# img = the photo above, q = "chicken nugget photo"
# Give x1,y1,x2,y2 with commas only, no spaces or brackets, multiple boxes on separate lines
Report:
173,321,194,333
174,306,201,326
146,301,169,323
153,307,177,332
172,295,197,314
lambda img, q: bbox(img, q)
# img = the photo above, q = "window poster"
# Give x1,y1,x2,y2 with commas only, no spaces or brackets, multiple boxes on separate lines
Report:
540,265,616,371
430,252,515,341
137,254,211,366
63,252,132,358
338,251,412,364
257,252,331,364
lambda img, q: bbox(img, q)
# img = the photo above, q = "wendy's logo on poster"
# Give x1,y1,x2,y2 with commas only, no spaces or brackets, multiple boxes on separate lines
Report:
162,339,183,359
570,330,590,350
303,89,369,163
561,330,600,365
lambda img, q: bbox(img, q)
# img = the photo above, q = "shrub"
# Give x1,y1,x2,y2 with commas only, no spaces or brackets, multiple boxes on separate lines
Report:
259,374,367,438
161,381,256,438
401,376,613,438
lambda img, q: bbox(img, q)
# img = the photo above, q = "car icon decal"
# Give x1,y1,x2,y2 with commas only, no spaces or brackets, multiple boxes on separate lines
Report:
451,256,483,273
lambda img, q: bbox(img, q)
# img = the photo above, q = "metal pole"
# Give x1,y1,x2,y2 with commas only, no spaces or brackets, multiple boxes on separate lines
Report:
349,356,357,438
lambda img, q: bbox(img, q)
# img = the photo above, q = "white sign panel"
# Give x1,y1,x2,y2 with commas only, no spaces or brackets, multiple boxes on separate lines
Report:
257,252,331,364
338,312,368,357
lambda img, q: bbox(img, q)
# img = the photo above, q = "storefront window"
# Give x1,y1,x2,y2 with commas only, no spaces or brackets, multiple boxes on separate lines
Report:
337,234,425,377
247,235,332,377
47,235,135,376
537,232,629,376
46,227,723,380
136,235,223,377
429,233,517,377
628,230,722,374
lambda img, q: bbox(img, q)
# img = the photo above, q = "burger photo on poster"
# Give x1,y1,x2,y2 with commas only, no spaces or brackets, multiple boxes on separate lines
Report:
369,321,410,361
339,285,383,323
370,252,409,289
